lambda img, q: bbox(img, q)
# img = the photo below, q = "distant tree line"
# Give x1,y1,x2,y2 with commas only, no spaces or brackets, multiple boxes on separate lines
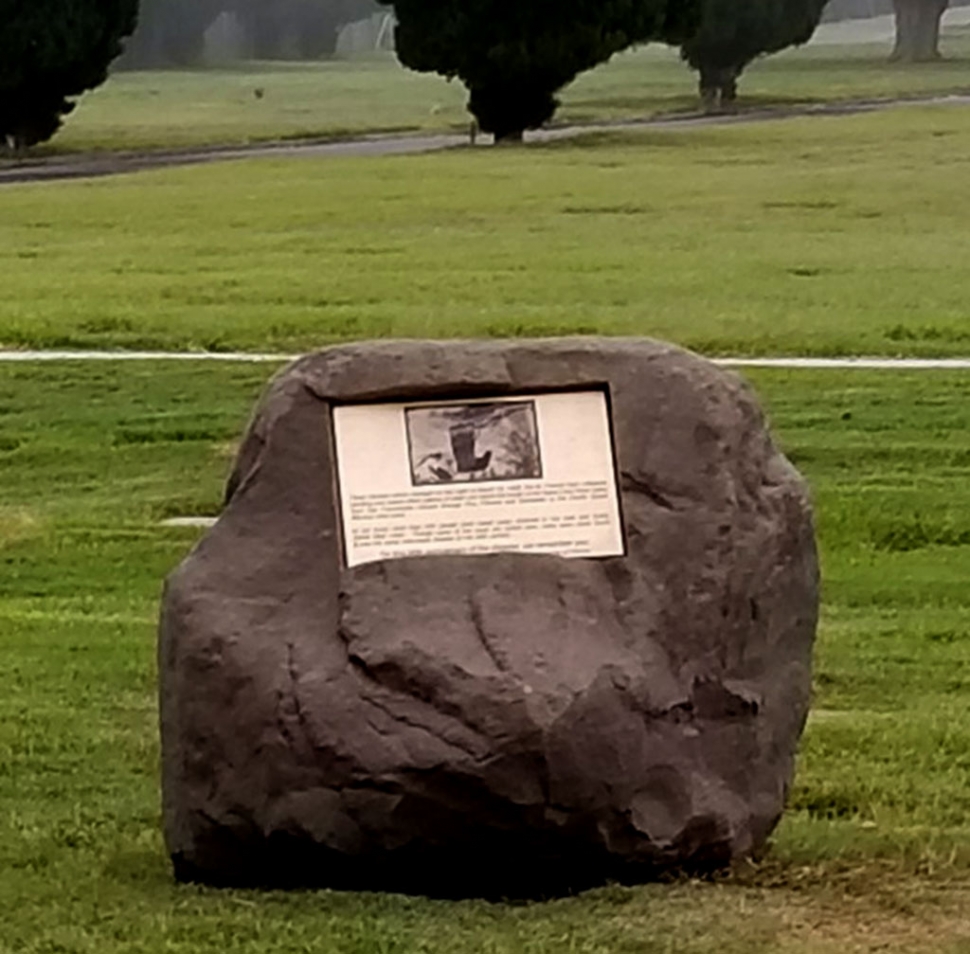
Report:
1,0,963,149
121,0,380,67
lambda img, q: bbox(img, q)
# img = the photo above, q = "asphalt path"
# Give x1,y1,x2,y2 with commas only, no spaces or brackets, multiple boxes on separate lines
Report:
810,5,970,44
2,92,969,186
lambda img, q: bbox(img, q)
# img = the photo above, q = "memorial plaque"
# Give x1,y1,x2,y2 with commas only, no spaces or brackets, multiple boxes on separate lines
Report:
333,390,624,567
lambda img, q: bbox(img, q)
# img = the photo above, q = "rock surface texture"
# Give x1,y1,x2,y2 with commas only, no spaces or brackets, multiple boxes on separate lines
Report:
159,338,819,898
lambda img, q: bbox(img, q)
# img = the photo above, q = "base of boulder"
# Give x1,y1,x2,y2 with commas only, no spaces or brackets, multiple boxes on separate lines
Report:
171,825,734,899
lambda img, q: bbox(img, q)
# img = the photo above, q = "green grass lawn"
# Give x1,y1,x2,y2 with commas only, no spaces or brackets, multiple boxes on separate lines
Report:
24,26,970,154
3,105,970,357
1,361,969,952
3,68,970,951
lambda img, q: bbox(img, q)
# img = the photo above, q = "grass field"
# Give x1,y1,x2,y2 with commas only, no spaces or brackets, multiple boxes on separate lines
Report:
1,361,969,952
3,105,970,357
2,65,970,951
15,26,970,154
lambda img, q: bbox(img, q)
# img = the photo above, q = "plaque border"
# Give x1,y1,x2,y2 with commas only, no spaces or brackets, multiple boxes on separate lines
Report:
330,384,627,569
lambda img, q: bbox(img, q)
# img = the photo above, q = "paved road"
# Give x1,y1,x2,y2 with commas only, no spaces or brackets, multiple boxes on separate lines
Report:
2,350,969,369
0,132,470,185
2,91,969,186
811,5,970,45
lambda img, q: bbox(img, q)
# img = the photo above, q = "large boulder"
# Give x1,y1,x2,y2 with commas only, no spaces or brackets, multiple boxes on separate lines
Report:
159,338,818,898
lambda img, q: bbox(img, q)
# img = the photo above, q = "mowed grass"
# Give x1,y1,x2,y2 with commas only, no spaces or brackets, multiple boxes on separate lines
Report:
2,74,970,951
3,105,970,357
36,27,970,153
1,362,970,952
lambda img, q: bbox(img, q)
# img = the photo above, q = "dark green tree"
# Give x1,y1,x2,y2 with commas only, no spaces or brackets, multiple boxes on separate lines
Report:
0,0,139,148
380,0,699,142
680,0,829,113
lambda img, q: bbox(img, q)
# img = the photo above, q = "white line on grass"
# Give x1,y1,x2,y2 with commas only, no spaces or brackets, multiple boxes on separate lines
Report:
2,350,970,369
0,350,292,362
719,357,970,370
160,517,219,528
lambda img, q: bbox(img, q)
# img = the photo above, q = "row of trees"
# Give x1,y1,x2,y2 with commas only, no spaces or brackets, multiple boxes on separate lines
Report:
384,0,944,139
0,0,959,148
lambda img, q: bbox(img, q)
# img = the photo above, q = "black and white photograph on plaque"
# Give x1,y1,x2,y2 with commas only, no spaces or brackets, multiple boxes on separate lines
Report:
405,400,542,486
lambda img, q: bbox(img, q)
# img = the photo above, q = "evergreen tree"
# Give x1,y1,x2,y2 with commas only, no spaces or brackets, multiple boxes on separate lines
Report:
680,0,829,113
381,0,699,142
0,0,139,148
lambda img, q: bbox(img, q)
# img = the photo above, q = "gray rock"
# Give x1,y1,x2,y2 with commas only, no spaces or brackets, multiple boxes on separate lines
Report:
159,337,818,897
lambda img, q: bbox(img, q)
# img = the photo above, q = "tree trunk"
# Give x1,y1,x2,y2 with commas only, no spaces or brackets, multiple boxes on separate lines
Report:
699,81,719,115
891,0,949,62
698,66,740,115
720,73,739,114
